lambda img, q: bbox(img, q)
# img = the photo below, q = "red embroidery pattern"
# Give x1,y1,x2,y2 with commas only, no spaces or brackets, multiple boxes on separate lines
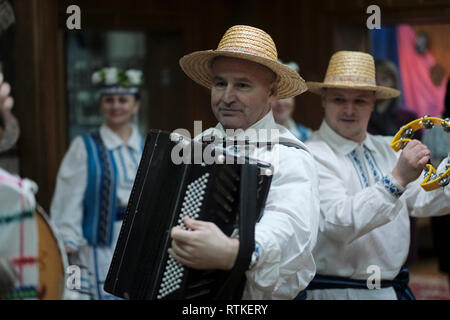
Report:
325,75,376,85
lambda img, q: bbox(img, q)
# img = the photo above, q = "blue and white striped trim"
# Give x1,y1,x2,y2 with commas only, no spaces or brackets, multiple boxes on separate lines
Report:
381,175,405,198
116,148,135,185
363,146,382,183
348,149,369,188
64,240,79,251
248,245,260,270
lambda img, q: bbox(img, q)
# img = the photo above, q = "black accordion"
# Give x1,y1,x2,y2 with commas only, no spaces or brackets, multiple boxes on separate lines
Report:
104,130,273,300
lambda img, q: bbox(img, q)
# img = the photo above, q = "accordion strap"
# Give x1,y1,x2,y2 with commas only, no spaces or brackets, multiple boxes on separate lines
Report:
214,164,258,299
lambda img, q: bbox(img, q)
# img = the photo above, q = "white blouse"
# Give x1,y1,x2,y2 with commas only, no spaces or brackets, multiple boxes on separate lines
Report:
50,124,143,250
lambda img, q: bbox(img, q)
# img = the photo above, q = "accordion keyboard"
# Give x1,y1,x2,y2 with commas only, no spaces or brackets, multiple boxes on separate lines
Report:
157,173,210,299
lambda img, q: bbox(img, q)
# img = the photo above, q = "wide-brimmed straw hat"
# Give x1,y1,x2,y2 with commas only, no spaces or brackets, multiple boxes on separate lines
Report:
307,51,400,99
179,25,307,99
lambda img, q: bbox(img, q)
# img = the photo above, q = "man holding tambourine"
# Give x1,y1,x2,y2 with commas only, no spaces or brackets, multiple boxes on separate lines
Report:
301,51,450,300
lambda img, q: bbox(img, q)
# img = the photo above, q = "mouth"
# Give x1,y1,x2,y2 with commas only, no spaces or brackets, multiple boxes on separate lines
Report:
109,112,125,118
219,108,242,115
339,118,357,123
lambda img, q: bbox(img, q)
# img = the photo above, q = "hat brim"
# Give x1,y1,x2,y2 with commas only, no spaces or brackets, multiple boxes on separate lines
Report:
306,81,400,99
179,50,308,99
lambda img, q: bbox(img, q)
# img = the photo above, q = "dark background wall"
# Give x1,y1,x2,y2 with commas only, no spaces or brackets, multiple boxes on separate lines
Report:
4,0,450,210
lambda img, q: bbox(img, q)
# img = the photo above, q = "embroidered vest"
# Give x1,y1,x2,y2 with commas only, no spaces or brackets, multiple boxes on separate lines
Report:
82,131,118,246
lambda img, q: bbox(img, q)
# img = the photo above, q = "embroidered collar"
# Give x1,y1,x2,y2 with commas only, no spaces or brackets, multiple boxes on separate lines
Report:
199,110,307,151
99,124,141,152
318,120,378,155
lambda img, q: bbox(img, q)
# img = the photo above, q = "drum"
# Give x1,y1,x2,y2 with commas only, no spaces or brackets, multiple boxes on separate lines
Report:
0,172,67,299
35,205,67,300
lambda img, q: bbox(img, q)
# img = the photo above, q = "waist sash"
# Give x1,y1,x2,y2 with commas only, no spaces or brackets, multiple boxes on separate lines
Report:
297,267,415,300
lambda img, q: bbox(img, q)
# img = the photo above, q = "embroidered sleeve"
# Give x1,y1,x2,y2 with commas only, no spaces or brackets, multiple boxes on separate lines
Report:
381,174,405,199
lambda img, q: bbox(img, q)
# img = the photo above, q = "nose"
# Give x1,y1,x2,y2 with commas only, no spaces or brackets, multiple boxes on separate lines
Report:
111,98,121,109
221,84,236,105
342,102,356,115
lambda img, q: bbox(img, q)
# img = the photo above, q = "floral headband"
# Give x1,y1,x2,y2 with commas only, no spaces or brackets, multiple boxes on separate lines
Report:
92,67,143,95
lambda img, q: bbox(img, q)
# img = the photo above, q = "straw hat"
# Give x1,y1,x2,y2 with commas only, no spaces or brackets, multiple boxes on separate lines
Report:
179,25,307,99
307,51,400,99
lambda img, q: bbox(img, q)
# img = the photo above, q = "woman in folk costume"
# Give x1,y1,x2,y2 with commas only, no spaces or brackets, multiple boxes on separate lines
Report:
50,67,145,300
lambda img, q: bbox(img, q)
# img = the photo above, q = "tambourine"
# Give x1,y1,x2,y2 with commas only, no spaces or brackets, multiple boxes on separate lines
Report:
390,115,450,191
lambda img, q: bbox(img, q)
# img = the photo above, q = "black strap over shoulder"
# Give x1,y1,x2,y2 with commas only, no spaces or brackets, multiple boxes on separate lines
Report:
214,164,259,299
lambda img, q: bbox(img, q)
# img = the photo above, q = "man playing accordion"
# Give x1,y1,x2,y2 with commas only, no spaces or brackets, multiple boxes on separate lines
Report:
168,25,321,299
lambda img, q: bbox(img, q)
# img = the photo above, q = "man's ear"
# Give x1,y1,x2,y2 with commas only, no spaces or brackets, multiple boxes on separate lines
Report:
321,90,327,109
267,83,278,107
269,82,278,97
369,92,376,112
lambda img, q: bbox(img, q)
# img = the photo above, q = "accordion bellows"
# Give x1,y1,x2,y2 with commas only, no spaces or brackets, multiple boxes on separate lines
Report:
104,130,273,300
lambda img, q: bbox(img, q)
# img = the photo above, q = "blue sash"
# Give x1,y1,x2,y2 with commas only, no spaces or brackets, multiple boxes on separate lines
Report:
296,267,415,300
82,131,118,246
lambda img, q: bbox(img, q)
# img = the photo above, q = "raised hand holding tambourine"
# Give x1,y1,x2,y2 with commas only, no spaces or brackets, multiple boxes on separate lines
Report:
391,115,450,191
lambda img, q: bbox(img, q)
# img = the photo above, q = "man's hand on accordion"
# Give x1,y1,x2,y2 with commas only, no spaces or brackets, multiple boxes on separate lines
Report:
169,217,239,271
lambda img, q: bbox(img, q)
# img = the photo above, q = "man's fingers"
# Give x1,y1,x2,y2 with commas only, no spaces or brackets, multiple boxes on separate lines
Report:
183,217,211,230
404,139,420,149
2,96,13,110
411,148,430,166
417,154,430,167
171,225,196,243
171,239,193,260
405,140,427,154
168,248,193,267
0,82,11,98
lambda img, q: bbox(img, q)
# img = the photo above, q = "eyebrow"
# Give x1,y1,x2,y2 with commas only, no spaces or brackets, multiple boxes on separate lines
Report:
234,77,251,82
212,76,252,83
329,93,371,99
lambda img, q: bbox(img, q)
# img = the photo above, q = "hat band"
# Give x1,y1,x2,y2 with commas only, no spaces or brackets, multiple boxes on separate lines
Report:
218,46,272,60
324,75,376,86
100,86,139,95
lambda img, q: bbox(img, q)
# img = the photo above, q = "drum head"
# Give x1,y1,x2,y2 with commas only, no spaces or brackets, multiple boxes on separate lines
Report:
36,206,66,299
